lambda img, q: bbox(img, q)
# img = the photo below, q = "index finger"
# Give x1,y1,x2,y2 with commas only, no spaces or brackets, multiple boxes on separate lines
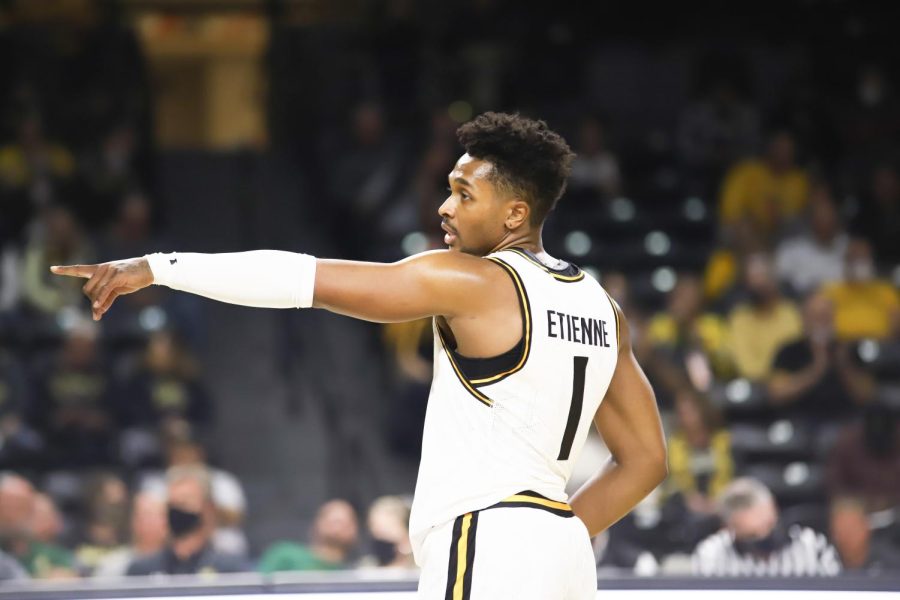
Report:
49,264,99,279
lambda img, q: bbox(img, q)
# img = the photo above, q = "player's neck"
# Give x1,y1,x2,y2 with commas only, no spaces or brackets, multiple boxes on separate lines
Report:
490,227,543,255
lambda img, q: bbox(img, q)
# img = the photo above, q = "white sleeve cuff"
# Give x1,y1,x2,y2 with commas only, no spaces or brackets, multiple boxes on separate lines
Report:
144,250,317,309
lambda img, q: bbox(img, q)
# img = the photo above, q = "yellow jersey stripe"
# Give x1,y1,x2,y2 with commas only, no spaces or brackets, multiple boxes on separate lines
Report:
452,512,473,600
501,494,572,511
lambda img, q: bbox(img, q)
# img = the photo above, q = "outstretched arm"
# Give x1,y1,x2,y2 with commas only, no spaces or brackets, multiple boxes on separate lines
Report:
50,249,496,323
569,306,668,538
313,251,497,322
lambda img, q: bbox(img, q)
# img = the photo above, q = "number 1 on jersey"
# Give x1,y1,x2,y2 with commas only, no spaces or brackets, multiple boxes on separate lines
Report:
558,356,588,460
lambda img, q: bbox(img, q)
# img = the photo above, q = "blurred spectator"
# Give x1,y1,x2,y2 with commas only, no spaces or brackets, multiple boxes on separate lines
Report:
768,294,875,420
0,547,28,581
328,102,409,256
830,499,900,574
259,499,359,573
838,66,900,182
97,190,159,261
643,274,731,396
20,204,95,316
0,242,22,310
600,271,633,319
568,116,621,203
677,77,760,190
702,219,766,307
382,319,432,460
93,491,169,578
821,238,900,341
775,183,849,296
667,390,734,515
77,124,142,229
139,434,247,557
409,115,459,242
359,495,414,570
718,130,810,240
126,466,245,576
31,493,64,546
120,329,212,435
29,320,116,468
0,473,76,578
75,474,129,574
0,111,75,239
692,477,840,576
851,162,900,264
726,254,802,380
0,349,44,470
826,403,900,513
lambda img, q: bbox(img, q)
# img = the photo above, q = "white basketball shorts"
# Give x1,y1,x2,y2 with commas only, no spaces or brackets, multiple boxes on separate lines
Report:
416,490,597,600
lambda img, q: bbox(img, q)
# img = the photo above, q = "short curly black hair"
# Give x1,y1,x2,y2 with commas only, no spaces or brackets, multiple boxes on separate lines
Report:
456,112,576,225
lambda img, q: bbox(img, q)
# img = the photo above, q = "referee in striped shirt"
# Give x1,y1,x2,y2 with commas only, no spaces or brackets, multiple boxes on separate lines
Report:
692,477,841,577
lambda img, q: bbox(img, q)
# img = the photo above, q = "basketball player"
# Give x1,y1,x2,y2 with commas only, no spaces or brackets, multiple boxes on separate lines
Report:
51,112,667,599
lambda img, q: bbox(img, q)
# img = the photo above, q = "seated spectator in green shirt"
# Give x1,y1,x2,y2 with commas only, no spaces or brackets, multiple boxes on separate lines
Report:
0,473,77,579
259,499,359,573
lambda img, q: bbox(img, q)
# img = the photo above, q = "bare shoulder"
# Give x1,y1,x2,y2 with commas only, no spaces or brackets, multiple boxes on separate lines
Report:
405,249,510,284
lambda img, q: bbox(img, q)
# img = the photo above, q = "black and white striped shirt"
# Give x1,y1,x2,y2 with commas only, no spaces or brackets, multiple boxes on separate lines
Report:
692,525,842,577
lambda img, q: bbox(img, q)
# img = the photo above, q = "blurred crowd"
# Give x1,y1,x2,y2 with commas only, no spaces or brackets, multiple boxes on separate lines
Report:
3,0,900,585
1,468,414,580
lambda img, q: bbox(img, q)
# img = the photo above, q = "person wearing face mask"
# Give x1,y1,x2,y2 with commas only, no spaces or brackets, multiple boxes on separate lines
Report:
126,466,245,576
692,477,841,576
822,238,900,341
726,253,803,381
768,293,875,421
358,495,415,571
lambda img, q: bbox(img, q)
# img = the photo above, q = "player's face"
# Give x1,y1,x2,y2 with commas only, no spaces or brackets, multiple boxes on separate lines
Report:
439,153,513,256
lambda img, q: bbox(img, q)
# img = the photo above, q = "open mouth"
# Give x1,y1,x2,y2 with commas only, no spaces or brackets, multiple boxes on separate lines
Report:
441,223,457,246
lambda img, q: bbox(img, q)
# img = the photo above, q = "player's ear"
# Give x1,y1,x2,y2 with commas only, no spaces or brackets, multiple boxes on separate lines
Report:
505,199,530,230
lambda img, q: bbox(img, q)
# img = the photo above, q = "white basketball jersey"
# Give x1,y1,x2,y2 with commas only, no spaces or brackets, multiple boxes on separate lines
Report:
408,247,620,566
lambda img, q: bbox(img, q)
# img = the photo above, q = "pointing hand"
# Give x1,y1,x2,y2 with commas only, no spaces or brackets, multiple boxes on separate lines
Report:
50,258,154,321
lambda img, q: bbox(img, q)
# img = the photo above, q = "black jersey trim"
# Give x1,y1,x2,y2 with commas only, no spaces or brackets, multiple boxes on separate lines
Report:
435,257,531,391
482,490,575,518
436,321,494,407
466,257,532,386
507,247,585,282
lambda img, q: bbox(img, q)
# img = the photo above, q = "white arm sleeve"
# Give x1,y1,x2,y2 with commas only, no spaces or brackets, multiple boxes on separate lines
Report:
144,250,317,309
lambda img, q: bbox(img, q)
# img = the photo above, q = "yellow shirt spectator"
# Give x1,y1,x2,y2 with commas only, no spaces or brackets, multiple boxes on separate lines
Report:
647,312,733,378
703,248,738,302
0,144,74,188
727,300,802,380
719,158,809,235
822,281,900,341
667,430,733,500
